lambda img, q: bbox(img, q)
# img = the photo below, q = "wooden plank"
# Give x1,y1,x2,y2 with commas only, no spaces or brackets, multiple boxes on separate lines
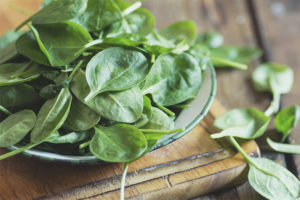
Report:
253,0,300,176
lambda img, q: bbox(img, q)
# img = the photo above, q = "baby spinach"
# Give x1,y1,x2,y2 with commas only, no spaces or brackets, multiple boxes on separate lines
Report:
0,42,19,65
211,108,270,139
90,124,147,162
275,105,300,141
0,62,41,86
46,130,92,144
0,110,36,147
252,63,294,116
142,52,201,106
0,30,24,50
267,138,300,154
28,22,92,67
159,20,197,45
85,47,148,101
30,88,72,143
62,98,101,131
133,96,152,128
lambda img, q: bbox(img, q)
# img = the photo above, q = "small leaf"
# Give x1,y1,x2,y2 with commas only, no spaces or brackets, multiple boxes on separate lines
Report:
46,130,92,144
248,157,300,200
211,108,270,139
90,124,147,162
267,137,300,154
275,105,300,141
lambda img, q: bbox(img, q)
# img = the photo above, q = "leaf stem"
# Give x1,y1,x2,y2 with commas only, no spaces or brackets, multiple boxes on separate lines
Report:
122,1,142,16
155,103,175,117
139,128,184,134
69,60,84,80
264,92,281,116
79,140,91,149
0,143,38,160
0,105,12,116
211,56,248,70
228,136,256,165
120,162,129,200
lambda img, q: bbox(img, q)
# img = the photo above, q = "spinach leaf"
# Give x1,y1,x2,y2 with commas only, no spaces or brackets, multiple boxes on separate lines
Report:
196,31,224,49
188,44,211,70
248,157,300,200
16,31,50,65
252,63,294,115
158,20,197,45
28,22,92,67
0,84,41,112
143,31,175,56
142,52,201,106
31,0,88,24
46,130,92,144
63,98,101,131
85,47,148,101
274,105,300,141
211,46,262,65
0,42,19,65
0,30,24,50
133,96,152,128
211,108,270,139
0,110,36,147
90,124,147,162
0,62,41,86
30,88,72,143
267,137,300,154
71,70,143,123
72,0,122,32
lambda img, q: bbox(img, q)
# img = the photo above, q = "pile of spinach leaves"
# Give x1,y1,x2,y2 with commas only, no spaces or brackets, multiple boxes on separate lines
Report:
1,0,297,199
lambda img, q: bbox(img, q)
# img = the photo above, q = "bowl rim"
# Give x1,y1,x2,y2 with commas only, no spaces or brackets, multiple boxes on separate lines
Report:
8,65,217,165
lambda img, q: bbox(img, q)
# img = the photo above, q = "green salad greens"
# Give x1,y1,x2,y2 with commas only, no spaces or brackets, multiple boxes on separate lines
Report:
1,0,298,199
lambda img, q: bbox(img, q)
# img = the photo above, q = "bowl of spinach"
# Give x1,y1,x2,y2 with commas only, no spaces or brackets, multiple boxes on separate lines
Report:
1,0,259,165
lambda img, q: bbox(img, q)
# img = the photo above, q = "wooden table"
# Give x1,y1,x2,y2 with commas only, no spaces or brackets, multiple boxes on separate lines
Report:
0,0,299,199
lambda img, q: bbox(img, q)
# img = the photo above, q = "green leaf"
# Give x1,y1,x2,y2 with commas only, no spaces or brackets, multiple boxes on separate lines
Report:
28,22,92,67
267,137,300,154
211,46,262,65
62,98,101,132
0,42,19,65
0,84,41,112
46,130,92,144
142,52,201,106
211,108,270,139
159,20,197,45
0,110,36,147
0,30,24,50
30,88,72,143
90,124,147,162
196,31,224,48
71,0,122,32
275,105,300,141
31,0,88,24
248,157,300,200
71,70,143,123
0,62,41,86
85,47,148,101
133,96,152,128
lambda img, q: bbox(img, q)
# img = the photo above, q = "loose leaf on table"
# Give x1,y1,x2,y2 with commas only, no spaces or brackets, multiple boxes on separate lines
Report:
211,46,262,65
71,70,143,123
142,52,201,106
85,47,148,101
133,96,152,128
0,62,41,86
274,105,300,141
90,124,147,162
71,0,122,32
0,30,24,50
158,20,197,45
0,110,36,147
30,88,72,143
30,0,88,25
27,22,92,67
62,98,101,132
195,31,224,49
248,157,300,200
267,137,300,154
252,62,294,115
0,84,41,112
46,130,92,144
211,108,270,139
